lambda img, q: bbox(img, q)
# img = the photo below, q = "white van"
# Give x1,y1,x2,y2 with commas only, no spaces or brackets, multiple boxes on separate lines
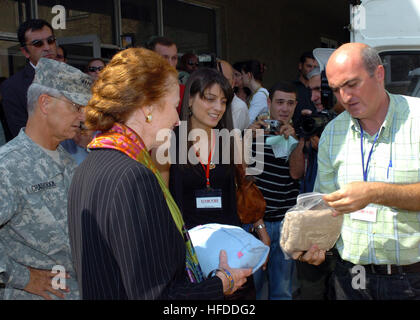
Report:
351,0,420,97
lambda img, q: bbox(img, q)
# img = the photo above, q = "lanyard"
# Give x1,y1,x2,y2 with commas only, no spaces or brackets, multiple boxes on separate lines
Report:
360,124,379,182
196,130,216,188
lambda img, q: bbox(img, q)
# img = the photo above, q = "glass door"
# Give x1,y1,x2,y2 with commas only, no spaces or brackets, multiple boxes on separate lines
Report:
37,0,118,70
0,0,30,77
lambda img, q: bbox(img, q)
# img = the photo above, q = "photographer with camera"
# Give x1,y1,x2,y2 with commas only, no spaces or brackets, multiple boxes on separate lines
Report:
293,67,336,194
248,81,302,300
292,66,339,300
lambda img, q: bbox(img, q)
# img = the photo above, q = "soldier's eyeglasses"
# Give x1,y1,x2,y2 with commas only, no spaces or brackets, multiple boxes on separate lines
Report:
50,96,84,113
25,36,56,48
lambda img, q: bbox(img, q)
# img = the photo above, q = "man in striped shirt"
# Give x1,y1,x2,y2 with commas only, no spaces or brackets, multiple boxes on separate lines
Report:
249,81,302,299
299,43,420,300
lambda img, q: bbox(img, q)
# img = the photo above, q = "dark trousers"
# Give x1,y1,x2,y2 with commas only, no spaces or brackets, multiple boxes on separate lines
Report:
295,248,338,300
333,257,420,300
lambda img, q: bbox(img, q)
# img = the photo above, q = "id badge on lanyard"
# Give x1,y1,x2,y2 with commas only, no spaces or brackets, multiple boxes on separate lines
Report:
194,130,222,210
195,188,223,210
350,124,379,223
350,206,378,222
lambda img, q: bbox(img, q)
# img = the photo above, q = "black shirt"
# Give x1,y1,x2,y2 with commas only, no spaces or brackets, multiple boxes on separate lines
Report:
169,127,240,229
292,79,317,134
170,162,240,229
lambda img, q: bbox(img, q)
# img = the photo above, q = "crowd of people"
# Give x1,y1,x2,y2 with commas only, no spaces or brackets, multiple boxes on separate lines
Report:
0,18,420,301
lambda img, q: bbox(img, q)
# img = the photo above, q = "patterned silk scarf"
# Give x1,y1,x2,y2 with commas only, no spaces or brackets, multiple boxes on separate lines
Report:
88,123,204,283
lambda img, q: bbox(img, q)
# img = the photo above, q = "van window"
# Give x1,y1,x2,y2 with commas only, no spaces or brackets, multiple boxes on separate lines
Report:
380,51,420,97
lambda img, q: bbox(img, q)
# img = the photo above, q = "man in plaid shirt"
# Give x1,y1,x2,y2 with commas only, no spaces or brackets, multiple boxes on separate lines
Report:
295,43,420,300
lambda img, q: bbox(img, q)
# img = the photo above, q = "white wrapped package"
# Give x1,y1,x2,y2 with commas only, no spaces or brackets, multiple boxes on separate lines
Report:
280,193,343,256
189,223,270,277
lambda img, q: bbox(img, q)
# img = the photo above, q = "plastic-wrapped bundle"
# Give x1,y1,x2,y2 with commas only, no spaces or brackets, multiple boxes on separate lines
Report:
280,192,343,256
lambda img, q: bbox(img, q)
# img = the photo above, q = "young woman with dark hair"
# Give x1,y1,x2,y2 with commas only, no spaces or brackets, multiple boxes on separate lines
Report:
168,67,263,300
240,60,269,126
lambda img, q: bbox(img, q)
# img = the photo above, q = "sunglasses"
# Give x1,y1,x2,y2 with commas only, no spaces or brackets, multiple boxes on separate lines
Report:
88,66,104,72
187,61,199,66
25,36,56,48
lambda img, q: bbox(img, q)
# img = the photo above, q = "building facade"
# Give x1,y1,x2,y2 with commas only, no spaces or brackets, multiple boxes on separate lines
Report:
0,0,350,88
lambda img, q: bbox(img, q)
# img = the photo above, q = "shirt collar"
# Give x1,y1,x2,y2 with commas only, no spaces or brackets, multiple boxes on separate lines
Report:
380,92,396,140
18,128,76,170
350,91,395,141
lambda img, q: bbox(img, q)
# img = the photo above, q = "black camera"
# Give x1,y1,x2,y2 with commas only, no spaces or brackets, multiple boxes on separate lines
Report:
298,69,336,138
321,70,334,110
263,119,282,133
300,110,335,138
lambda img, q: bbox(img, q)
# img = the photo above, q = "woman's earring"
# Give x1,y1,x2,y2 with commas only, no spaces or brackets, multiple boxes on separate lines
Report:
188,106,193,117
146,113,153,123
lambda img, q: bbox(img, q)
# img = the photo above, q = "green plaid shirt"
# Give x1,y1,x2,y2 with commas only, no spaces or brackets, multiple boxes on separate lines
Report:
314,93,420,265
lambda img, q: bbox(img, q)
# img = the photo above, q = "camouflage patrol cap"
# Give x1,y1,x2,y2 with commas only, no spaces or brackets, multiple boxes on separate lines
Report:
33,58,93,106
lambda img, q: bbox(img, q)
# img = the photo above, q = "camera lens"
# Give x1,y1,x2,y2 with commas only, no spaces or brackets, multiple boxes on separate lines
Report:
301,117,316,135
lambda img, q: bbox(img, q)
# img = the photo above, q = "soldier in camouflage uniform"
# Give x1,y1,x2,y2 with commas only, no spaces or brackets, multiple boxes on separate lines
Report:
0,58,92,299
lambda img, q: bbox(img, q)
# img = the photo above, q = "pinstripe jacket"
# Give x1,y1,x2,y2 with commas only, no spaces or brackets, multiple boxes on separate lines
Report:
67,148,223,300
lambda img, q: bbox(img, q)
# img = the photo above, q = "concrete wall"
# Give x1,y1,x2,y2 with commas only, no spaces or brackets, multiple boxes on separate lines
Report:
203,0,350,88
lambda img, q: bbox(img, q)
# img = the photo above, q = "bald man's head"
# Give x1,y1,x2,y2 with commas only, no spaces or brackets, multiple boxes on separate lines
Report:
327,43,382,78
325,43,387,121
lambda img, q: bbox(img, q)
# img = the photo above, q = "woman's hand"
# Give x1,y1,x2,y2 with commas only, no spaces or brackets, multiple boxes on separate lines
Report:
216,250,252,295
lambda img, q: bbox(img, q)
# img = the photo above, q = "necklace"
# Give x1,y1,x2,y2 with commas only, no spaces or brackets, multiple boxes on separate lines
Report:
195,151,216,170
